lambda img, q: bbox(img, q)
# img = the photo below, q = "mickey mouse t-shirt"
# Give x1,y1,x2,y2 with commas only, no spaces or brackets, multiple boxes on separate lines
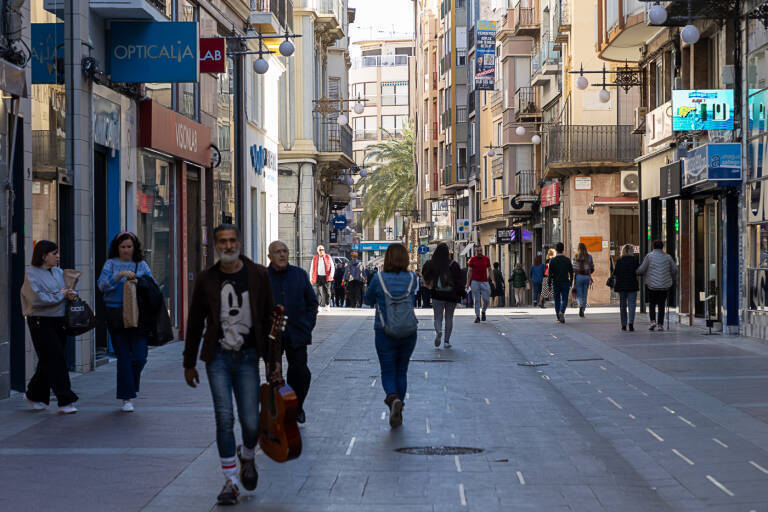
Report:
217,266,256,351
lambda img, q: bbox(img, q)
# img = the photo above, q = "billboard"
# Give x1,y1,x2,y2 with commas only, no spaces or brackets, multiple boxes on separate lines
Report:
683,143,741,188
474,20,496,91
672,89,734,131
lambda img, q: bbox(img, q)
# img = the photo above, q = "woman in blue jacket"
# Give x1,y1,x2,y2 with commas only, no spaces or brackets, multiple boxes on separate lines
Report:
97,232,154,412
363,243,417,428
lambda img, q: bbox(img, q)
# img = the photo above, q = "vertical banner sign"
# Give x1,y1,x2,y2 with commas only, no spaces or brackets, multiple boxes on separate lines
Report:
475,20,497,91
31,24,64,84
109,22,199,83
200,37,226,73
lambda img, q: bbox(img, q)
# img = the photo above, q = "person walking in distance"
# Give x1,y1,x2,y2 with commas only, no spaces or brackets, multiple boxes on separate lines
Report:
310,245,335,310
364,244,418,428
510,263,527,307
492,262,506,307
572,243,595,318
540,248,557,308
345,251,365,308
183,225,276,505
529,256,546,307
333,260,346,307
98,232,155,413
637,240,677,331
548,243,574,323
267,240,318,424
422,243,464,348
466,245,492,323
21,241,79,413
612,244,640,331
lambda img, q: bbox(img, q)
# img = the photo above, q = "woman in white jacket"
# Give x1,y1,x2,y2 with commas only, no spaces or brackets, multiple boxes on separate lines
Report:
637,240,677,331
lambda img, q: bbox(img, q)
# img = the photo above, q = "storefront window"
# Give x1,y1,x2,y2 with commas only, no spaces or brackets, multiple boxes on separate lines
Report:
137,153,176,323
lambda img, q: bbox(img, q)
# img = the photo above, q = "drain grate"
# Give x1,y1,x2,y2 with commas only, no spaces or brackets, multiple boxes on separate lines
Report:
395,446,484,456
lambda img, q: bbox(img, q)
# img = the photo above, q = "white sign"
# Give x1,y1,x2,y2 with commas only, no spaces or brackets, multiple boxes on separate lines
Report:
278,202,296,214
574,177,592,190
456,219,471,233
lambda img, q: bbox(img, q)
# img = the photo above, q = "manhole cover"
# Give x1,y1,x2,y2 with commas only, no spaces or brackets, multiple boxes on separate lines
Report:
395,446,484,456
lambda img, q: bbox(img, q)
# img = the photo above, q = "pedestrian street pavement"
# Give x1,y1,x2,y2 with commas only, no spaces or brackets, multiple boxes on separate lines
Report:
3,306,768,511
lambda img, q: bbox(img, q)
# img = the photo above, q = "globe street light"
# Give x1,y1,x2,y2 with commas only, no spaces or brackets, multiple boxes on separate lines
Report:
531,134,541,145
353,100,365,114
253,58,269,74
681,24,700,44
279,39,295,57
598,88,611,103
337,113,348,125
648,3,668,25
487,148,496,157
515,126,526,136
576,75,589,90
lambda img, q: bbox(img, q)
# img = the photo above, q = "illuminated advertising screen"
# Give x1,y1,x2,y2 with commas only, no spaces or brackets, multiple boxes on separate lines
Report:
672,89,734,131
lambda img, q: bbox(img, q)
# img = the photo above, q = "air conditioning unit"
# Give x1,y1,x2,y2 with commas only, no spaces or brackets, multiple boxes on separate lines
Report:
633,107,648,134
621,170,639,194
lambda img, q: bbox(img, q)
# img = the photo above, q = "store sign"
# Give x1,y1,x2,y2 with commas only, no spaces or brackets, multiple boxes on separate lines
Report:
574,177,591,190
93,96,121,150
749,89,768,132
200,38,226,73
457,219,471,233
278,202,296,214
580,236,602,252
332,215,347,230
250,144,276,175
109,22,198,83
31,23,64,84
353,242,392,252
683,143,741,188
496,227,519,244
540,182,560,207
749,268,768,311
418,245,430,254
474,20,496,91
139,100,211,166
672,89,734,131
660,161,682,200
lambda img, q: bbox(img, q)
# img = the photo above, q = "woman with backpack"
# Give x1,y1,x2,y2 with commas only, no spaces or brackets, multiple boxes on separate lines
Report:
363,243,418,428
97,232,155,412
572,243,595,318
510,263,527,306
611,244,640,331
422,243,464,349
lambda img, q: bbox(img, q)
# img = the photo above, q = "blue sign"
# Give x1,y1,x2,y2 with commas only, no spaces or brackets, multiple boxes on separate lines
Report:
353,242,392,252
31,24,64,84
417,245,430,254
250,145,276,175
109,22,198,83
332,215,347,230
683,143,741,188
672,89,734,131
475,21,496,91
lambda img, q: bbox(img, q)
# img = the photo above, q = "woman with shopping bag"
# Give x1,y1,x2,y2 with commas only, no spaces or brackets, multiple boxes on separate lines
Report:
97,232,155,412
21,241,80,413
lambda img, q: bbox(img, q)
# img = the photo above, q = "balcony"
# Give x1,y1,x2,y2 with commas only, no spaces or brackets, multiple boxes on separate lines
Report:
544,125,642,177
44,0,170,19
312,0,345,41
318,122,354,169
597,0,659,62
514,87,540,121
531,37,561,86
352,54,409,69
468,26,475,49
514,169,537,198
32,130,65,169
354,129,378,142
250,0,294,34
514,4,540,37
432,72,438,90
440,52,452,75
552,0,570,44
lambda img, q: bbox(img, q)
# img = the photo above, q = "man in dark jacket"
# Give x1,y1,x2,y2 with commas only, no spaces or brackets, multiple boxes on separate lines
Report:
344,251,365,308
547,242,574,323
183,224,274,505
267,240,318,424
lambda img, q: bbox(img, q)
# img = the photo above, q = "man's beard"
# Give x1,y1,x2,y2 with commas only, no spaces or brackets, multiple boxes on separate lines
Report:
217,249,241,264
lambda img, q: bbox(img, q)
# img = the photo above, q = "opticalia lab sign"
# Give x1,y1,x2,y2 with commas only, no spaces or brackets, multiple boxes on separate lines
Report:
200,38,226,73
683,143,741,188
109,22,199,83
31,23,64,84
474,21,496,91
672,89,734,131
250,145,276,175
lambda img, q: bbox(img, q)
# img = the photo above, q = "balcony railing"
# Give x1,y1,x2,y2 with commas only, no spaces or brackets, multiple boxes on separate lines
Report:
352,54,409,69
32,130,65,169
354,129,378,141
514,87,539,117
432,72,438,89
515,169,536,196
468,26,475,48
322,122,353,159
254,0,294,31
515,7,536,29
553,0,570,36
456,106,467,123
531,37,561,78
545,125,642,166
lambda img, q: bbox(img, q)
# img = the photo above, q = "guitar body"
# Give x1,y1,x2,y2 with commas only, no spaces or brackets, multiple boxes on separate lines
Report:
258,305,302,463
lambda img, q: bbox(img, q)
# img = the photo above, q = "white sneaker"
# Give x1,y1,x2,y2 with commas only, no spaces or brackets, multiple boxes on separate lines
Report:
648,322,656,331
657,325,664,331
28,400,47,410
121,400,134,412
444,341,452,349
58,404,78,414
434,332,442,347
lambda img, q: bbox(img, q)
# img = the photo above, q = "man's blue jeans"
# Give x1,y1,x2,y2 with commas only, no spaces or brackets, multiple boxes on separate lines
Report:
532,281,542,305
619,291,638,327
206,347,261,458
552,282,570,314
374,329,417,401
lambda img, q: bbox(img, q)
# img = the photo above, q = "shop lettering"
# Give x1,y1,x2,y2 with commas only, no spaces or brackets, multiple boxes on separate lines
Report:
250,145,276,175
175,123,199,153
113,42,195,63
750,269,768,310
201,49,222,62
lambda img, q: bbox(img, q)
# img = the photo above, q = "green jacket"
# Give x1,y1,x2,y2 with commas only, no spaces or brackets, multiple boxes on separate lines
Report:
511,268,527,288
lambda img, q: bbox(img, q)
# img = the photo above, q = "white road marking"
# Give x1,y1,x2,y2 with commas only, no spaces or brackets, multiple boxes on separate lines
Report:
542,375,550,381
406,393,410,399
443,385,448,393
597,389,603,394
616,375,624,381
446,403,452,412
459,483,467,506
606,397,623,410
749,460,768,474
484,398,491,405
381,411,386,421
370,379,376,387
628,414,637,420
586,380,592,384
672,449,695,465
551,334,558,339
516,471,526,485
600,365,607,371
713,438,728,448
425,371,428,379
454,455,462,473
451,433,456,439
663,406,676,414
640,391,649,397
426,418,431,434
678,415,696,427
646,428,664,442
345,437,356,456
706,475,735,497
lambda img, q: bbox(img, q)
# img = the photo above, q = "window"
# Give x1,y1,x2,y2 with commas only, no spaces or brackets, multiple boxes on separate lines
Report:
381,82,408,106
353,116,377,140
483,156,488,199
250,67,264,127
395,47,413,56
381,115,408,137
351,82,377,104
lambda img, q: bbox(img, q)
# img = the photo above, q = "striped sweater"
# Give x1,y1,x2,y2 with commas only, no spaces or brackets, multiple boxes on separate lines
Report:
636,249,677,290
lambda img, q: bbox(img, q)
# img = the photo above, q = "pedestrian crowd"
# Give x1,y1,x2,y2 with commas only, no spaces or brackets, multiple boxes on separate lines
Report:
19,228,678,506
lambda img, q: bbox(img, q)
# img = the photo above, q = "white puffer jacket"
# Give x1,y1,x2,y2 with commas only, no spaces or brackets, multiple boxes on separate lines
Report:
636,249,677,290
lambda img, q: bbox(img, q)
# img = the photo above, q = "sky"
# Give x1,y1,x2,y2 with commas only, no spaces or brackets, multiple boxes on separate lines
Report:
348,0,415,45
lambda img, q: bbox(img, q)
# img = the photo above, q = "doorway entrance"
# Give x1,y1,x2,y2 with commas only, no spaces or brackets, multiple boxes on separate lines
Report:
609,207,639,303
694,199,721,320
94,149,110,355
186,165,202,310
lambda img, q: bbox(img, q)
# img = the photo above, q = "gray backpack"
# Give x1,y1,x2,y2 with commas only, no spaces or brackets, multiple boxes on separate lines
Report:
376,272,418,338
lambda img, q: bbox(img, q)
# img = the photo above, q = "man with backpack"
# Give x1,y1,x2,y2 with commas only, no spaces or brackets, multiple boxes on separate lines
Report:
344,251,365,308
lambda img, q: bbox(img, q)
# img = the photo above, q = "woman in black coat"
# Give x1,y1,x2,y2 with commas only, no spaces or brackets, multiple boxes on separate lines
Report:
611,244,640,331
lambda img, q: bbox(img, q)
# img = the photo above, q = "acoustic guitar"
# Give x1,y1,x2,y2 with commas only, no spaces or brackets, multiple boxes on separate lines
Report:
258,305,302,462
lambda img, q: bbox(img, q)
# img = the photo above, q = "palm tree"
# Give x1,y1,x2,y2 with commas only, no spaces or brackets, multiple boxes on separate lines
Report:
355,124,415,228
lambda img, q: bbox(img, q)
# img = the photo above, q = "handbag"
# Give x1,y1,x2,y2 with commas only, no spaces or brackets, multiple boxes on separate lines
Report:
64,297,96,336
122,278,139,328
606,257,615,289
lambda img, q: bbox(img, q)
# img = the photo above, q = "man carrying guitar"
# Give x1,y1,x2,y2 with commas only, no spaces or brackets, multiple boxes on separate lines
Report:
183,224,276,506
266,240,318,424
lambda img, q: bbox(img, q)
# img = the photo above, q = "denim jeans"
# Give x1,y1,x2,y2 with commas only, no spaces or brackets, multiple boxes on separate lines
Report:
574,274,591,309
432,299,457,342
552,282,570,314
206,347,261,458
619,291,638,327
532,281,542,305
109,327,148,400
470,281,491,318
374,329,417,401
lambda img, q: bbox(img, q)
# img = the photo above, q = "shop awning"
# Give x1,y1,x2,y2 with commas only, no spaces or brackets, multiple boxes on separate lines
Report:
593,196,638,206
